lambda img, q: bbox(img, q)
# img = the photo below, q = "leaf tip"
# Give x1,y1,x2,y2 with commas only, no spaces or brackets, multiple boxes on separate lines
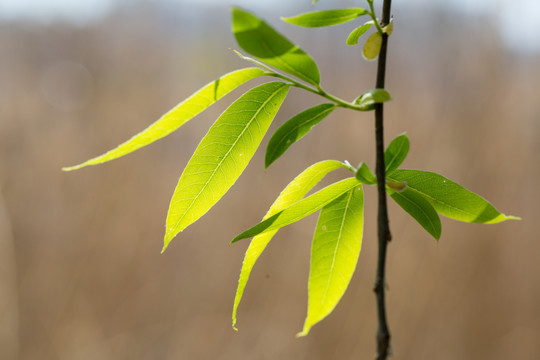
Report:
264,158,274,169
160,244,168,254
62,163,85,172
506,215,522,221
162,230,179,253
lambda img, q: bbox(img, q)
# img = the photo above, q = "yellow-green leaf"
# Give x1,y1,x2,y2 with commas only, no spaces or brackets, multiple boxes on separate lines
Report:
163,82,290,252
346,21,373,46
231,177,361,243
232,160,349,330
362,32,382,61
299,186,364,336
282,9,369,28
63,68,265,171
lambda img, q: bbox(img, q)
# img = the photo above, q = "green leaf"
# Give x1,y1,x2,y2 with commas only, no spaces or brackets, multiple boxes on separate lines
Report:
282,9,369,28
299,186,364,336
354,89,392,111
232,7,321,86
231,177,361,243
162,82,290,252
355,162,376,184
346,21,373,46
385,133,409,174
362,31,382,61
62,68,265,171
232,160,349,330
388,188,441,240
265,104,336,168
389,170,520,224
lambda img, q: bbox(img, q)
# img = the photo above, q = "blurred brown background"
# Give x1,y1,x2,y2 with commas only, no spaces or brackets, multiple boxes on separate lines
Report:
1,0,538,359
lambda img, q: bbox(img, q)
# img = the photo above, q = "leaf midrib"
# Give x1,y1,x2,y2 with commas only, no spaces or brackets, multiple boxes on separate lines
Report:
320,189,354,305
171,84,287,233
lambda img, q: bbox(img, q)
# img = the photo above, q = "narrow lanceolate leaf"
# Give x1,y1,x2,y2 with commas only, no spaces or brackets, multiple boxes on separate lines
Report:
62,68,265,171
346,21,373,46
385,133,410,174
299,186,364,336
163,82,290,251
388,188,441,240
265,104,336,168
232,177,361,243
282,9,369,28
232,7,321,86
354,88,392,111
389,170,520,224
363,31,382,61
355,162,376,185
232,160,349,330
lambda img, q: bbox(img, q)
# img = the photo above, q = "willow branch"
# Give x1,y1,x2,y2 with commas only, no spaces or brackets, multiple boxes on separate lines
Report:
373,0,393,359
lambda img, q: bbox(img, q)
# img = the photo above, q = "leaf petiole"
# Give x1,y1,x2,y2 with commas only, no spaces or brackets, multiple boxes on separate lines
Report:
232,49,373,111
366,0,384,35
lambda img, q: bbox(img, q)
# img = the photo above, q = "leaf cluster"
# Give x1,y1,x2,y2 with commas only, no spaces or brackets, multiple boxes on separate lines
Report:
64,2,519,336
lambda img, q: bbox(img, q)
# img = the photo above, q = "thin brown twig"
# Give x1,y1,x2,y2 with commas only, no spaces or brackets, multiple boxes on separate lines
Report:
373,0,393,358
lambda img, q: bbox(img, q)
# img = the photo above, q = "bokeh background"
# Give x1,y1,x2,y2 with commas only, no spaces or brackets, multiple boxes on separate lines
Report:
1,0,539,359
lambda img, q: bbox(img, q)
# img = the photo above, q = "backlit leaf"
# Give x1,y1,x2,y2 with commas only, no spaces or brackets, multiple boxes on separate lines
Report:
362,31,382,61
232,160,349,330
232,7,321,86
385,133,409,174
346,21,373,46
231,177,361,243
389,170,520,224
63,68,265,171
388,187,441,240
265,104,336,168
282,9,369,28
299,186,364,336
163,82,290,251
